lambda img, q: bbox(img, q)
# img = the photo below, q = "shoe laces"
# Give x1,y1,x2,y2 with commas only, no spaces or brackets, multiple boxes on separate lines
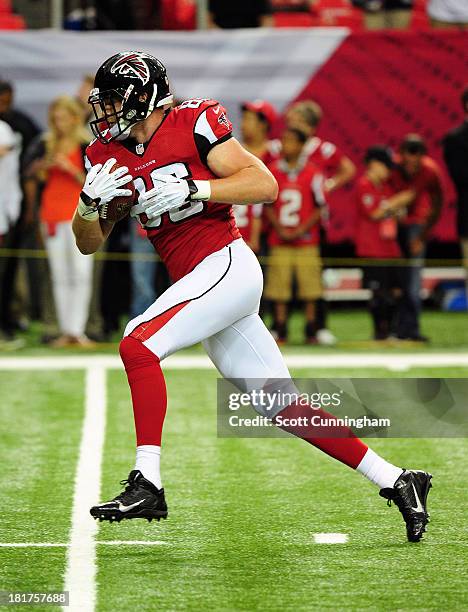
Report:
113,477,138,502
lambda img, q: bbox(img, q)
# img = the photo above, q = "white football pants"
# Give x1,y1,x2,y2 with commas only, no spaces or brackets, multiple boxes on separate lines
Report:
124,238,290,389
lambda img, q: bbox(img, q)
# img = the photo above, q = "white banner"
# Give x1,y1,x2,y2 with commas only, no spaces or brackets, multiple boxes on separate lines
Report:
0,28,347,130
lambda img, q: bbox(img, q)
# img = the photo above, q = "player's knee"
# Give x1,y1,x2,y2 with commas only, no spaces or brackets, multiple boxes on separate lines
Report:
119,336,160,372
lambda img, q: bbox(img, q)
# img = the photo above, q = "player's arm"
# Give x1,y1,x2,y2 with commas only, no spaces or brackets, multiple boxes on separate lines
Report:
206,137,278,204
72,157,133,255
72,210,114,255
132,138,278,220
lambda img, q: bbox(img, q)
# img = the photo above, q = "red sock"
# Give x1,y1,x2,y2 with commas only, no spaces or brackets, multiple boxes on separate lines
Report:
119,336,167,446
273,402,368,469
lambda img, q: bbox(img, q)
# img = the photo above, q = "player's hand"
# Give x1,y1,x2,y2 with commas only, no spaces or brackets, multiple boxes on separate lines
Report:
131,174,190,220
81,158,133,207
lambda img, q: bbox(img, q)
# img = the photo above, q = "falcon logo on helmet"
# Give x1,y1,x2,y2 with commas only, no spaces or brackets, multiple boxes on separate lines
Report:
110,53,151,85
88,51,173,144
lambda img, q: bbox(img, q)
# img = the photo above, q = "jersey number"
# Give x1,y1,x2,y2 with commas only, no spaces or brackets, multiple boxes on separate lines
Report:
134,162,204,228
279,189,302,227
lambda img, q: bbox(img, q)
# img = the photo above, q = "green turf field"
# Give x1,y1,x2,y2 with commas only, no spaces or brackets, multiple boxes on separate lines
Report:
0,361,467,611
3,309,468,354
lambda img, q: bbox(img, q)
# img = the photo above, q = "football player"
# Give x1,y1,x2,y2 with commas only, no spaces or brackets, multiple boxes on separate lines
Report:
73,51,432,541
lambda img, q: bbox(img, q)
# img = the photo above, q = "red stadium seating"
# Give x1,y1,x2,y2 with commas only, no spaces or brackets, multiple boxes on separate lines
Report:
161,0,196,30
0,0,25,29
0,0,11,13
273,12,317,27
273,0,363,30
0,14,25,29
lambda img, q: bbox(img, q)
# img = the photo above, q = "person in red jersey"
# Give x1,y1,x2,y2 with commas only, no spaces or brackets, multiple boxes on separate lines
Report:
240,99,278,164
72,52,432,543
285,100,357,345
356,146,413,340
390,134,444,342
232,100,278,252
265,128,325,343
285,100,356,194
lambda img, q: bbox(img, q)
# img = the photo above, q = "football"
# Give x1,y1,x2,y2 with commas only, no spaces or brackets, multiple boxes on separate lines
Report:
99,163,136,222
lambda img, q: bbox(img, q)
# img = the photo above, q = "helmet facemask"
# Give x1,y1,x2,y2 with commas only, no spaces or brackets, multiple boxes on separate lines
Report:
88,87,136,144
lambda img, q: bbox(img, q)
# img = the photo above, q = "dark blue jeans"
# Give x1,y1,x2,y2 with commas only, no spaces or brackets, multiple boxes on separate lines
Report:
130,226,158,319
397,223,425,338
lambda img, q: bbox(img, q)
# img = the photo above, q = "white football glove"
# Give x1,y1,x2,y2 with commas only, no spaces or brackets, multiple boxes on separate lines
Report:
81,157,133,207
131,174,191,221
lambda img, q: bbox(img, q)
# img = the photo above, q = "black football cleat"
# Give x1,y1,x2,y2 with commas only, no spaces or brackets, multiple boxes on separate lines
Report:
90,470,168,523
379,470,432,542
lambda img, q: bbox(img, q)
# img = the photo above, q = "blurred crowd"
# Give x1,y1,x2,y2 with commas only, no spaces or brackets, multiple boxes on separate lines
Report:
58,0,468,31
0,76,467,348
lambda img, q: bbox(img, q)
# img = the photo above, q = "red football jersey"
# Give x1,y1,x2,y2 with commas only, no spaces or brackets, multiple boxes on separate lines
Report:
355,175,400,259
390,156,443,225
301,136,344,177
232,203,263,243
269,136,343,176
267,159,325,247
85,98,241,281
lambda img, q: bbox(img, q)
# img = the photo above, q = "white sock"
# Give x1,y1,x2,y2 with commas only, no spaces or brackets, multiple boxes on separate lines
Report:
356,448,404,489
135,445,162,489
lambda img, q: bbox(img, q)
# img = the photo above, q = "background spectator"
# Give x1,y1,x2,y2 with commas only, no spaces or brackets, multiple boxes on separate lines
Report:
443,87,468,287
0,120,22,343
286,100,356,193
428,0,468,28
391,134,444,342
353,0,413,29
240,100,278,163
76,73,95,127
0,79,41,337
208,0,273,28
0,81,40,161
285,100,356,344
265,128,325,344
356,146,404,340
25,96,93,347
75,73,106,340
234,100,278,253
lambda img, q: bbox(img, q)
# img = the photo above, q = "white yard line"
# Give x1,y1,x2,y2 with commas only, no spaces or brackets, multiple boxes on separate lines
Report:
0,541,167,547
314,533,348,544
63,367,106,612
0,352,467,371
0,543,67,548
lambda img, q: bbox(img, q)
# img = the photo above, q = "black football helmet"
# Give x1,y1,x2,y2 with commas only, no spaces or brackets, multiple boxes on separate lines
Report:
88,51,173,144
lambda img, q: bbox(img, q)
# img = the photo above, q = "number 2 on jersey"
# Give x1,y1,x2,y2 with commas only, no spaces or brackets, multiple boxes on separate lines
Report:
279,189,302,227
